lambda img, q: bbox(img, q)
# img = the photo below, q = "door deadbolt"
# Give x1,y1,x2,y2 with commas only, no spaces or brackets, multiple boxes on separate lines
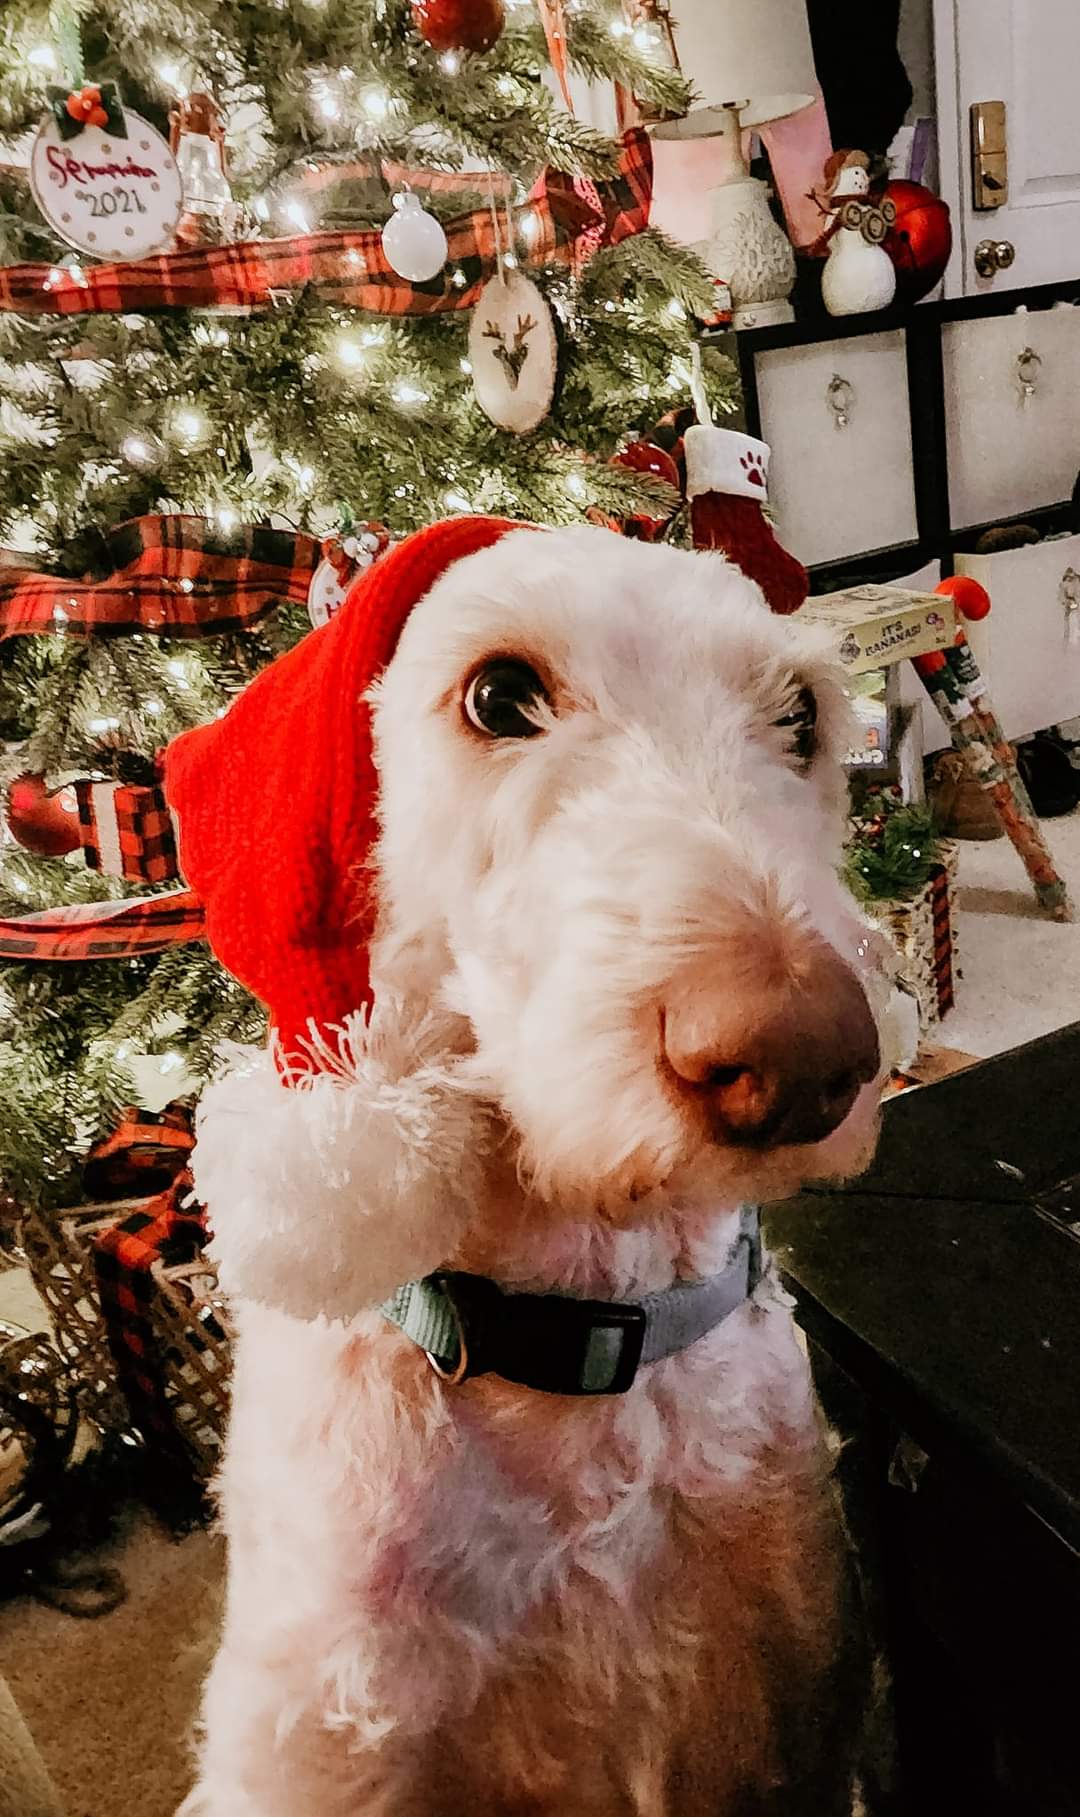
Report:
971,101,1008,209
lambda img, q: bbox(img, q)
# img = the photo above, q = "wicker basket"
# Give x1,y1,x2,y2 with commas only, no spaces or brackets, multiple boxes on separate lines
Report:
153,1255,233,1481
20,1200,233,1480
21,1200,136,1436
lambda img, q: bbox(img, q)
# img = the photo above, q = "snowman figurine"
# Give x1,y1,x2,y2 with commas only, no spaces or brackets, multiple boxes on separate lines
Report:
819,150,897,318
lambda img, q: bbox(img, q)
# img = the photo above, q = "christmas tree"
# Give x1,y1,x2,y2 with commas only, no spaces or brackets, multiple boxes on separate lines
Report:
0,1,732,1211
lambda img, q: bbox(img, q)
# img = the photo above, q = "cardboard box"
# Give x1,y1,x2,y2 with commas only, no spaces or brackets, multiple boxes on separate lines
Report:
801,584,957,675
885,1044,981,1097
845,669,890,767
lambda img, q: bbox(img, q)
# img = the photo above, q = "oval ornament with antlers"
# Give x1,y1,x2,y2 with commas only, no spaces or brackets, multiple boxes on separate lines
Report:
468,270,558,434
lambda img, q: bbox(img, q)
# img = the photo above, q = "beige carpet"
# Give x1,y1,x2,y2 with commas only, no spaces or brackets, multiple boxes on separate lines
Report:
935,804,1080,1056
2,1511,222,1817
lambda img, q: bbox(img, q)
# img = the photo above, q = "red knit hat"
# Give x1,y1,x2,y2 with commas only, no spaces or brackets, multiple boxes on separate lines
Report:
164,516,525,1068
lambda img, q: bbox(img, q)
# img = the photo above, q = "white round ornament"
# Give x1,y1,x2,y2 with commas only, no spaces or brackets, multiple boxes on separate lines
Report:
307,557,352,629
306,531,388,628
381,191,448,283
467,271,557,434
30,107,182,261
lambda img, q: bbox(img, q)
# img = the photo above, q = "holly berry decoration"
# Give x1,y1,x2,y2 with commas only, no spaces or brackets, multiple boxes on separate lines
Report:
65,85,109,130
935,574,992,623
882,182,953,304
411,0,505,53
307,526,393,629
611,440,681,540
5,775,80,858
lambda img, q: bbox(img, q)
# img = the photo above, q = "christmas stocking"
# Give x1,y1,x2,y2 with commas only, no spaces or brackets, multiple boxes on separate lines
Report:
683,425,808,616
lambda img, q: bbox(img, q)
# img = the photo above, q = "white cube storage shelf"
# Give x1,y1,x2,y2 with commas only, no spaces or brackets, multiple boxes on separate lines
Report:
754,330,919,567
942,306,1080,531
894,545,1080,748
955,536,1080,741
737,281,1080,750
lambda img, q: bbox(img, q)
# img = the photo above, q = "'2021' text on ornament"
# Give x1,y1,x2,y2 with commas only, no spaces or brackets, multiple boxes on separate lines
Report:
30,107,183,261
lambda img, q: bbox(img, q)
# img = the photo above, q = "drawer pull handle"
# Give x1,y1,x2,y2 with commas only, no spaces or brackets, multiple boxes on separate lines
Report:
1016,345,1042,401
827,373,855,430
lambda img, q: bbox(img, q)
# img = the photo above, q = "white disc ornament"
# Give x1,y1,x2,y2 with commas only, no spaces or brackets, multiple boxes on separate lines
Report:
30,106,182,261
307,558,352,629
380,191,448,283
467,271,557,434
307,530,390,628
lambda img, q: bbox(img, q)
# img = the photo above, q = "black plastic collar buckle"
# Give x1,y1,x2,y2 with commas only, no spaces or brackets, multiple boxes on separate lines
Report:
554,1297,647,1395
435,1273,648,1397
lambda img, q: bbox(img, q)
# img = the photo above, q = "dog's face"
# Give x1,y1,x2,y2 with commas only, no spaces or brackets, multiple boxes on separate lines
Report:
372,526,883,1216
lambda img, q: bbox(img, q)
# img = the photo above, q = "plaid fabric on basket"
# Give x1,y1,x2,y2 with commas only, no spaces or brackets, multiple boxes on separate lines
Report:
83,1102,195,1200
0,130,652,320
92,1170,211,1447
75,777,181,883
0,515,321,640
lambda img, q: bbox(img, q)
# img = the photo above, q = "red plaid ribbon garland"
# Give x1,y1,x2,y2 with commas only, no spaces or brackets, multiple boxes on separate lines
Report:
93,1169,212,1446
0,515,321,641
0,130,651,320
75,777,181,883
0,890,205,959
570,174,606,277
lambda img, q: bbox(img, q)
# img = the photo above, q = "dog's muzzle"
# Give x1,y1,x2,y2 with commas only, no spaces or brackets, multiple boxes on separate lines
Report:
662,932,881,1149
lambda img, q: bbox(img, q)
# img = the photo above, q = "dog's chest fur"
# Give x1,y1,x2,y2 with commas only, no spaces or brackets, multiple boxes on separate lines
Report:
217,1232,852,1814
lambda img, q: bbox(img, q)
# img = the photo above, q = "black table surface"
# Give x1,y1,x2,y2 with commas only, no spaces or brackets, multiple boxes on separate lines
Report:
765,1021,1080,1553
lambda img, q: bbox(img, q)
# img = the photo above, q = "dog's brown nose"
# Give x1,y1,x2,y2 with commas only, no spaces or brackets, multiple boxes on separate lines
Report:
663,934,880,1148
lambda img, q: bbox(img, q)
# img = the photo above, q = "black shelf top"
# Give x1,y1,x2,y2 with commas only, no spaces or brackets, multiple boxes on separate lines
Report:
710,275,1080,357
765,1023,1080,1551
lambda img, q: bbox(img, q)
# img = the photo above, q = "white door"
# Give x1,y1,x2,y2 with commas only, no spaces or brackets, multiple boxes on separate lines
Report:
940,0,1080,295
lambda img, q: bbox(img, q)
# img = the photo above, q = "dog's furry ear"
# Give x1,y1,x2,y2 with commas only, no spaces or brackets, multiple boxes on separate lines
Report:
193,1001,489,1324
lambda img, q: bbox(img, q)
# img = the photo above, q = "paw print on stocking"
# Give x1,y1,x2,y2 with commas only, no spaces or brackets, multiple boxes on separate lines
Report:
739,448,767,490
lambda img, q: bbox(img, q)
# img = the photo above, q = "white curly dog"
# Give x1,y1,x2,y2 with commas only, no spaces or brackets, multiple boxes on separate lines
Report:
179,525,886,1815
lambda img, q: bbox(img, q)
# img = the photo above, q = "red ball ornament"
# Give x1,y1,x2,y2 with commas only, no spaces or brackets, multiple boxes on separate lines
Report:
411,0,505,53
614,440,680,487
5,775,81,857
882,181,953,303
612,440,681,540
936,575,992,623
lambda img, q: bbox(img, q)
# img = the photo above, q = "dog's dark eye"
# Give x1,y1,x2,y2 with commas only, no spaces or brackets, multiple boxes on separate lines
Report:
775,686,818,768
464,660,548,739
